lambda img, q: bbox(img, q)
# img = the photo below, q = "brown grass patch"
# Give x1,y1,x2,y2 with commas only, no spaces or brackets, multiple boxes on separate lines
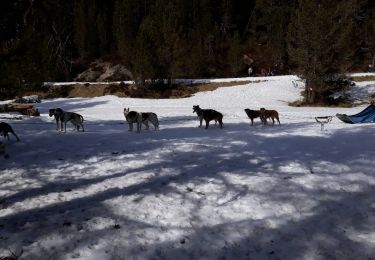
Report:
68,84,107,98
33,80,259,99
194,81,256,92
288,91,352,107
289,100,352,108
350,75,375,82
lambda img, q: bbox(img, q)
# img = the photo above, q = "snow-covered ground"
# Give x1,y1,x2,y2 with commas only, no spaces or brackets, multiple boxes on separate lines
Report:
1,75,374,259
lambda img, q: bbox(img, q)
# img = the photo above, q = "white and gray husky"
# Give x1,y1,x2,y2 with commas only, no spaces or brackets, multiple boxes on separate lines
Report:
49,108,85,133
123,108,159,133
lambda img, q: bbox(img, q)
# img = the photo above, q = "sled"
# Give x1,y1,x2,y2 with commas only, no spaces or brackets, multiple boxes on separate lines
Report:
336,104,375,124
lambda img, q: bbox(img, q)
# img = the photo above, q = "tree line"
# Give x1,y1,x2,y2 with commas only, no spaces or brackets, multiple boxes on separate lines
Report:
0,0,374,102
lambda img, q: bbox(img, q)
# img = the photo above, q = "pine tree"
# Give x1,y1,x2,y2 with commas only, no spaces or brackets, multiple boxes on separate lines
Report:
287,0,357,103
132,16,158,88
227,31,243,76
73,0,88,57
365,1,375,69
251,0,296,69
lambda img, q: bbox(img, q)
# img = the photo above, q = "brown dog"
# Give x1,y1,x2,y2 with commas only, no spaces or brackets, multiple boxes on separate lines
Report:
260,108,280,125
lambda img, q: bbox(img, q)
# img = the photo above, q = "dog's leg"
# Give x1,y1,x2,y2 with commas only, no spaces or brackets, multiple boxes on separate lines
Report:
137,121,141,133
154,115,159,130
144,120,149,130
261,116,267,126
128,122,133,131
11,131,20,141
137,114,142,133
199,117,203,128
81,123,85,132
251,118,254,125
205,119,209,129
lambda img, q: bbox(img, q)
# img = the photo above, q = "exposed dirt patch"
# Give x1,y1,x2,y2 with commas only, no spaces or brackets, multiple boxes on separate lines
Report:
350,75,375,82
36,81,256,99
194,81,255,92
288,91,352,107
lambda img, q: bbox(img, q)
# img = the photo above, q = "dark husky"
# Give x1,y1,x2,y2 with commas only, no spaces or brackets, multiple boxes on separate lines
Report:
244,108,261,125
49,108,85,132
193,105,223,129
123,108,159,133
0,122,20,141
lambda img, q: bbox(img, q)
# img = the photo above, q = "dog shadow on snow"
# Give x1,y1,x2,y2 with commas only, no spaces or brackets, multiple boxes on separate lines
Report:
0,119,374,259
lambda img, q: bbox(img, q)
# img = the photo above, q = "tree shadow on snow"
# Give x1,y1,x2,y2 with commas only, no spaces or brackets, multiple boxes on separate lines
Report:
0,119,374,259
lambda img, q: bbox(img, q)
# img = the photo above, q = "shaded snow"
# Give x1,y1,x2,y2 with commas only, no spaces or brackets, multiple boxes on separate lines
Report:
0,75,374,259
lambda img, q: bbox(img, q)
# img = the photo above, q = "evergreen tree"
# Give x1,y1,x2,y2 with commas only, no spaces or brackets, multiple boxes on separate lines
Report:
0,0,372,99
132,16,159,88
250,0,296,70
287,0,357,103
365,1,375,69
226,31,243,76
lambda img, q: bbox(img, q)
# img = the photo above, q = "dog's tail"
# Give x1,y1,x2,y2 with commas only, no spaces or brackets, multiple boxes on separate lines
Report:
80,115,84,123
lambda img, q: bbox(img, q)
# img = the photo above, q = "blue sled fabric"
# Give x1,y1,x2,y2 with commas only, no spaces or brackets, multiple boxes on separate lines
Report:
336,104,375,124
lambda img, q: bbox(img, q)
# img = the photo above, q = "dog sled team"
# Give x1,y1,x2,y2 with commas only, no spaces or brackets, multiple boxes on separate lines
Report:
1,105,279,138
1,105,280,158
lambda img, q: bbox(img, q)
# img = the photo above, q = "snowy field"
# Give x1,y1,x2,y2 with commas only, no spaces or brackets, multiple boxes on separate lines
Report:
1,75,375,259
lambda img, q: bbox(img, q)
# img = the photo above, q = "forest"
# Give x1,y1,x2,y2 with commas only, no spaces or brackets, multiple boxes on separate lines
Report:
0,0,374,102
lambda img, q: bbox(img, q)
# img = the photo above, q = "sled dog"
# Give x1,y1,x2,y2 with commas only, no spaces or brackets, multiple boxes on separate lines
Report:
123,108,159,133
49,108,85,132
0,122,20,141
192,105,223,129
260,108,280,125
244,108,261,125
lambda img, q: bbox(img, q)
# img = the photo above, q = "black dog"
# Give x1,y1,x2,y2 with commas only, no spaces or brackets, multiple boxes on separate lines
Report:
193,105,223,129
244,109,261,125
0,122,20,141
